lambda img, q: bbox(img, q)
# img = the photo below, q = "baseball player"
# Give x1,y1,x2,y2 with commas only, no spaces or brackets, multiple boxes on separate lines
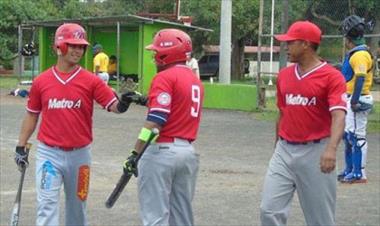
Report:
123,28,204,226
93,43,110,84
260,21,347,226
14,23,144,226
337,15,374,184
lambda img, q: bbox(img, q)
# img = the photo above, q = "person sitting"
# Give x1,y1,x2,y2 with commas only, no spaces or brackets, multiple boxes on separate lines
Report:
108,55,117,80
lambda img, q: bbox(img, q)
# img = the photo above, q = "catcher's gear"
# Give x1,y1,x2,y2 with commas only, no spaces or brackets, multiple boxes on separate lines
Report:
14,146,29,172
54,23,89,55
145,28,192,66
341,15,365,39
123,150,138,177
338,132,353,182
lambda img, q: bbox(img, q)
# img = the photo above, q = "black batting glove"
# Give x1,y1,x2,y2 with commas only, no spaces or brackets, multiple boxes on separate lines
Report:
123,150,138,177
135,95,148,106
15,146,29,171
121,91,138,104
122,91,148,106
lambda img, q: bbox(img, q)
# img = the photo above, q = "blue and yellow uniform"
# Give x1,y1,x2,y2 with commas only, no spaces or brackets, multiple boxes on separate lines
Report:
339,44,374,183
342,45,373,95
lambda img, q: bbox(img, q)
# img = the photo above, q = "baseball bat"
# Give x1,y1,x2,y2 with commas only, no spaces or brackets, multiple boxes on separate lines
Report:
105,128,159,208
10,143,32,226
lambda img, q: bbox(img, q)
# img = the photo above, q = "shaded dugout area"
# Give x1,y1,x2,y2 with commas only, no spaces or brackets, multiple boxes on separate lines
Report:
20,14,211,94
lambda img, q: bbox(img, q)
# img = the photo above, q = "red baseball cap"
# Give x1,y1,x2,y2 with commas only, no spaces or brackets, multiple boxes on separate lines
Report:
275,21,322,44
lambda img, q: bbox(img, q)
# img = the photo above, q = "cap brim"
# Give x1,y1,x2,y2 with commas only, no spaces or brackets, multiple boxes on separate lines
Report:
274,34,297,42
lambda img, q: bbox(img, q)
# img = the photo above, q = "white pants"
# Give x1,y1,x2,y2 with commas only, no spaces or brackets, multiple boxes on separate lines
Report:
137,138,199,226
345,95,372,175
35,142,91,226
97,72,109,84
260,138,336,226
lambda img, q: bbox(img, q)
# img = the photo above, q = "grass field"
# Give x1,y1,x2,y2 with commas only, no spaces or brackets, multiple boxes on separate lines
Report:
0,76,20,89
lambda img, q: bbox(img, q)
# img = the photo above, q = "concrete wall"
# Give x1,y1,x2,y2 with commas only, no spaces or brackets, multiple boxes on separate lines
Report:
203,83,257,111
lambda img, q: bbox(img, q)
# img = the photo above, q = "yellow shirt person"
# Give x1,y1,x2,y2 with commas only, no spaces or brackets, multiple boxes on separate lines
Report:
92,44,109,84
346,50,373,95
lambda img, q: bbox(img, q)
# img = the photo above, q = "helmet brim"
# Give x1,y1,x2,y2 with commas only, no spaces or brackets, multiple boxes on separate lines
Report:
145,44,157,51
65,38,89,46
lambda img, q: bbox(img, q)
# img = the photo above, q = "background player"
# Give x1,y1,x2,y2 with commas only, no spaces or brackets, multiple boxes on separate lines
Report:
337,15,374,184
92,43,110,84
122,28,204,226
260,21,347,226
14,23,142,226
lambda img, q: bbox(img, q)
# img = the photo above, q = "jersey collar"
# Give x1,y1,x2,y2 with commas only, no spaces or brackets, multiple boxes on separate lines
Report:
52,66,82,85
295,61,327,80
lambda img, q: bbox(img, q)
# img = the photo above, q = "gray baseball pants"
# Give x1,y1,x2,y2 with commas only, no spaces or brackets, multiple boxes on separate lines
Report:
260,138,336,226
137,138,199,226
35,142,91,226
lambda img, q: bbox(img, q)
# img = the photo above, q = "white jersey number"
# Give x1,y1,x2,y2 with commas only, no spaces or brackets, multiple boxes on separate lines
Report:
191,85,201,117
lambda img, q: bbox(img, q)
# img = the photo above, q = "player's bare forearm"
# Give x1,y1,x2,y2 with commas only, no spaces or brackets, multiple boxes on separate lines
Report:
108,101,123,113
134,121,161,154
320,109,345,173
95,65,100,75
327,109,346,151
17,112,39,146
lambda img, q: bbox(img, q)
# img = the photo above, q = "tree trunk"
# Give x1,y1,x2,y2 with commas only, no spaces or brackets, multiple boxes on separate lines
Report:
231,38,245,80
369,18,380,56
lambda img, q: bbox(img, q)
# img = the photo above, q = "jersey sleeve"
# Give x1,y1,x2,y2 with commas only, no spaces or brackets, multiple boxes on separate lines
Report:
26,79,42,113
92,77,117,110
327,71,347,112
350,51,372,76
148,74,173,115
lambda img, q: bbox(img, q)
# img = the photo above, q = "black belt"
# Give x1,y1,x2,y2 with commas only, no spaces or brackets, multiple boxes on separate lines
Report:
280,137,321,145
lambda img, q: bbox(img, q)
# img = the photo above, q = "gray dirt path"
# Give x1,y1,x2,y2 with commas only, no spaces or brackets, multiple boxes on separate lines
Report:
0,92,379,226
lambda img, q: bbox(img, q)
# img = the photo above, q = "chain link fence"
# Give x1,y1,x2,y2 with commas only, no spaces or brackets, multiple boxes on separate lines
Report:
257,0,380,86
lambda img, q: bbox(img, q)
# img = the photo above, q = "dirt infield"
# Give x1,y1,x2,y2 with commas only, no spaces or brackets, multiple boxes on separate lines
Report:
0,92,379,226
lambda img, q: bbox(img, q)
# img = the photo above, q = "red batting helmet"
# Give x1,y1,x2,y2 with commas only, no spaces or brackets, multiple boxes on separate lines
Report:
54,23,89,55
145,28,192,66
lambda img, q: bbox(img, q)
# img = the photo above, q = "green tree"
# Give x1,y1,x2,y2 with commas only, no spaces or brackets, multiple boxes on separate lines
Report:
180,0,260,80
0,0,60,67
307,0,380,53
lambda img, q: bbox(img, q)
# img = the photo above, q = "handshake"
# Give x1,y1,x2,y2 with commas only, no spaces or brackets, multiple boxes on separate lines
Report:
116,91,148,113
120,91,148,106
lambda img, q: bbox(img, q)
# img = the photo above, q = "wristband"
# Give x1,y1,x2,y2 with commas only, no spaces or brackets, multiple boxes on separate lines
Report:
138,127,158,143
138,127,153,142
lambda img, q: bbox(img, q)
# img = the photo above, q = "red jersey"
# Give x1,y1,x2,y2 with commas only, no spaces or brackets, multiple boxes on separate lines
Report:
147,65,204,142
27,66,117,148
277,62,347,142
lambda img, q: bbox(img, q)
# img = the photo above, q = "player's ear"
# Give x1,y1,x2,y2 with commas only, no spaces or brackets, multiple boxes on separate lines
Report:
56,48,62,56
